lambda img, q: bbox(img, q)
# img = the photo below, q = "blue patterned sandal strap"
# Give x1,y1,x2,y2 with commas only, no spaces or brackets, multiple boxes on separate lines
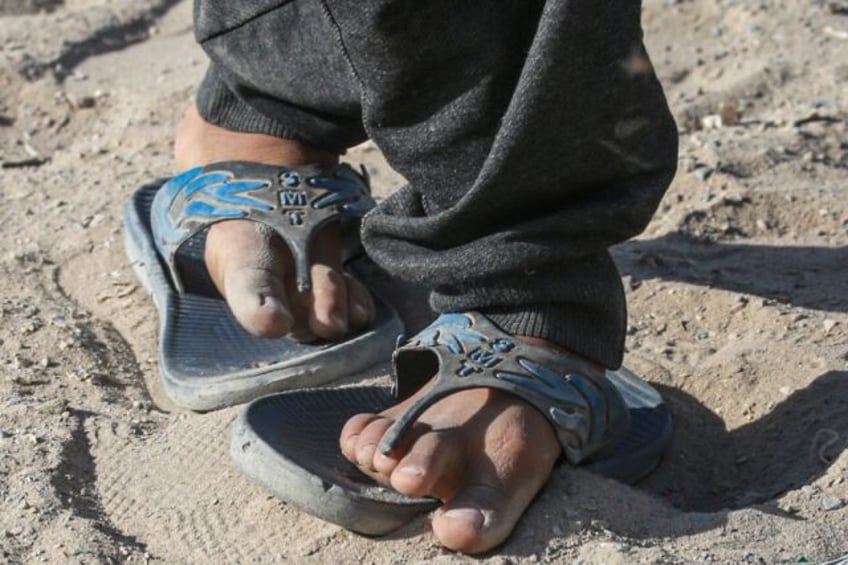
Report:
150,162,374,293
379,312,631,464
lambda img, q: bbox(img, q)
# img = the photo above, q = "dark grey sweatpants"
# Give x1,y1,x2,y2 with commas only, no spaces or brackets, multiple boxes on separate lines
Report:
193,0,678,368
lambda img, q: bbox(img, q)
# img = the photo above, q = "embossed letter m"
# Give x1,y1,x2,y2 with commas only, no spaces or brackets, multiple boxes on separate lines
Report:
281,190,307,207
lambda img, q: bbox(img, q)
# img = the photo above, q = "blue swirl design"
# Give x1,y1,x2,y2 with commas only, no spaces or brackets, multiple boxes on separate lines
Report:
496,358,590,409
308,166,370,213
177,172,272,218
161,166,203,202
412,314,488,354
154,169,272,262
496,359,598,447
154,167,201,253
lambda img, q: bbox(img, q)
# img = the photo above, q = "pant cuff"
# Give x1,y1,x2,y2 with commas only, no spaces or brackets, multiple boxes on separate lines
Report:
196,67,303,140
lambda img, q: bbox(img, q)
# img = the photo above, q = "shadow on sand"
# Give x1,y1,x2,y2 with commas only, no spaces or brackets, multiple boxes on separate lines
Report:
614,233,848,313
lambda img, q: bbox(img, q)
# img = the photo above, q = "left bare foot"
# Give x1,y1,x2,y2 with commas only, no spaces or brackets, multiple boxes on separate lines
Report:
339,336,576,554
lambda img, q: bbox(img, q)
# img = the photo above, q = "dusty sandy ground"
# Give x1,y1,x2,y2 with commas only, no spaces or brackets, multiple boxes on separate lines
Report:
1,0,847,563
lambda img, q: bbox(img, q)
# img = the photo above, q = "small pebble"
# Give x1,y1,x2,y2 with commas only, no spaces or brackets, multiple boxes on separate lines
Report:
692,164,714,181
38,398,67,415
822,495,843,511
719,102,740,126
75,96,96,109
701,114,723,129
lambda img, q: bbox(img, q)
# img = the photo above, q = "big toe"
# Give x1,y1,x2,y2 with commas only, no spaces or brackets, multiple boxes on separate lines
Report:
224,266,293,337
429,402,561,553
431,481,538,554
205,220,293,338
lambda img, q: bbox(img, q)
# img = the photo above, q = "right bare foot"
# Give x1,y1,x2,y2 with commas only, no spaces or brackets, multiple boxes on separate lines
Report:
174,105,375,341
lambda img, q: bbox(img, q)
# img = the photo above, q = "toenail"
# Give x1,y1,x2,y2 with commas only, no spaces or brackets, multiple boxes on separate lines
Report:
441,508,485,530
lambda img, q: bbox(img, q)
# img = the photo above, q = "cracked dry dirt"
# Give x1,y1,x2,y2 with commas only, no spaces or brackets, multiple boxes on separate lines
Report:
1,0,847,563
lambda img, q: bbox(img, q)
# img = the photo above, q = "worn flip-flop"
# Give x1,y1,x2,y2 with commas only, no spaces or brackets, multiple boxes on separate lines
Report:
231,312,673,535
123,162,403,411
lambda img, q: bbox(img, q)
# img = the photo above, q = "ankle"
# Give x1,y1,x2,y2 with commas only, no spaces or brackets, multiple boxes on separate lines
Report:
174,104,338,170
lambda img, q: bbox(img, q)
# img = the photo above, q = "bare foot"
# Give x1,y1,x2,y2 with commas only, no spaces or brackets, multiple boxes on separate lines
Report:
339,336,577,554
173,105,375,340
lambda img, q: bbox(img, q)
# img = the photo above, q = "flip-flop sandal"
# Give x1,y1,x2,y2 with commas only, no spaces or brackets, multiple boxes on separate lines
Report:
231,311,673,535
122,162,403,411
